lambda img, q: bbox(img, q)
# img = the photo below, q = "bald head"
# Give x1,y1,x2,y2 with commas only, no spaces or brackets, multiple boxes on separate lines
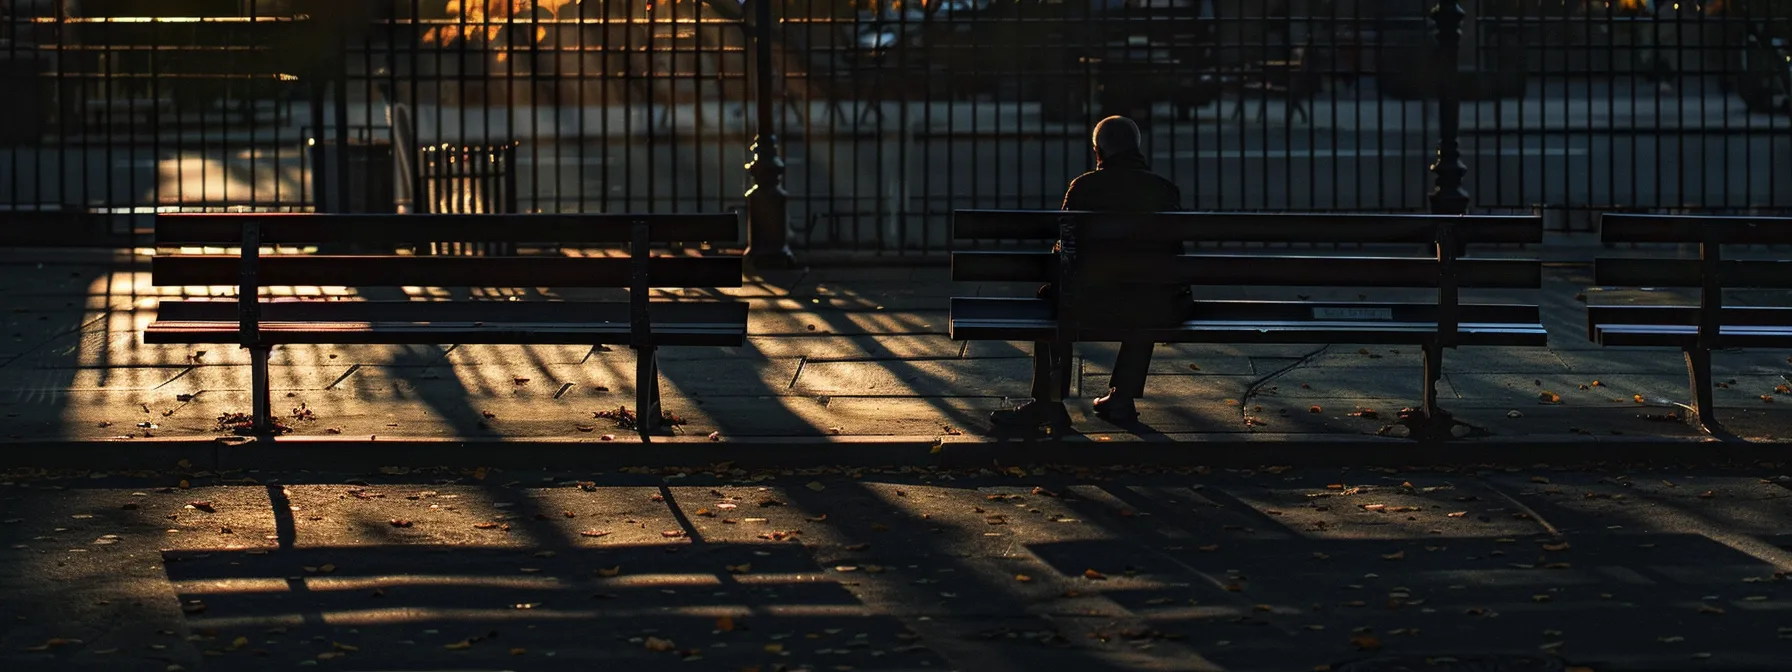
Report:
1091,116,1141,160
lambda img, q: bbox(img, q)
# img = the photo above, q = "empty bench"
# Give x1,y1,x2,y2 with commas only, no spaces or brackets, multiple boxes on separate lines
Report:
950,210,1548,437
1589,213,1792,435
146,213,747,435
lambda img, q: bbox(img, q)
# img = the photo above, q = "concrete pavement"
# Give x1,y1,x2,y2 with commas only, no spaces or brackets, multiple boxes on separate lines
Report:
2,464,1791,671
0,247,1789,471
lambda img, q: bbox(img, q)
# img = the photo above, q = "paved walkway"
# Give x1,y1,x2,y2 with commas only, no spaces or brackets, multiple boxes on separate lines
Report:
0,247,1788,467
2,465,1791,671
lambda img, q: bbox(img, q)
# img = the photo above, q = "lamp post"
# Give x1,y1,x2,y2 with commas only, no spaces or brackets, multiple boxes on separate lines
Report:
1429,0,1471,216
744,0,795,269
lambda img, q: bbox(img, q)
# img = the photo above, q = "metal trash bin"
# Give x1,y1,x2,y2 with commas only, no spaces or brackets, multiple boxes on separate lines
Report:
0,56,49,147
307,138,397,214
418,142,519,256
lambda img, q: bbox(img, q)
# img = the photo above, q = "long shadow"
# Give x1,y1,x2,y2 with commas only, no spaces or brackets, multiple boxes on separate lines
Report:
647,271,840,440
1027,482,1792,671
0,250,139,442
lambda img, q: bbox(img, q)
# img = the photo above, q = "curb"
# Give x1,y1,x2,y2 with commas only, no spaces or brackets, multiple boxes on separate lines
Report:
3,433,1781,473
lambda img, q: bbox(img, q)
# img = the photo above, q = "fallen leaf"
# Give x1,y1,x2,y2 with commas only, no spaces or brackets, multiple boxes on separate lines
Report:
580,530,612,538
1309,405,1323,413
444,640,473,650
764,643,785,653
661,530,686,538
1350,635,1382,651
1538,391,1561,404
1634,394,1646,403
806,481,826,492
1697,604,1725,614
1382,551,1405,561
725,563,751,574
1542,541,1570,552
473,522,502,530
187,501,216,513
597,566,622,577
644,636,676,652
1084,569,1107,580
389,519,412,528
1015,574,1033,583
716,616,735,632
1446,511,1467,518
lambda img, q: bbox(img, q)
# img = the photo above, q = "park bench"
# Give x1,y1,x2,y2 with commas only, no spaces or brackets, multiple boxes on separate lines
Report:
950,210,1547,438
1588,213,1792,435
144,213,747,435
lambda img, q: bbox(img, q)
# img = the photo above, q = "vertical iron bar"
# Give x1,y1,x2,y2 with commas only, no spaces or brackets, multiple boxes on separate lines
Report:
334,28,352,213
744,0,793,268
1429,0,1470,215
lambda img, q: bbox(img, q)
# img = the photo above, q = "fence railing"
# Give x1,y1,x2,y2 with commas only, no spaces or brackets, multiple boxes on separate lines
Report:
2,1,1790,256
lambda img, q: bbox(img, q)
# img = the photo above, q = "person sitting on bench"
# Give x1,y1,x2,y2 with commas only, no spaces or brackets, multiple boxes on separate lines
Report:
990,115,1186,429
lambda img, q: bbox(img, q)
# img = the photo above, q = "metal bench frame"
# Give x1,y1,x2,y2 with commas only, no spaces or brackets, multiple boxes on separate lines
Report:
146,213,746,436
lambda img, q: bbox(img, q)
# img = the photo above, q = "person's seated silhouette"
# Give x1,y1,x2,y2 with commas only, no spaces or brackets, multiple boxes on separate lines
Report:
991,116,1184,429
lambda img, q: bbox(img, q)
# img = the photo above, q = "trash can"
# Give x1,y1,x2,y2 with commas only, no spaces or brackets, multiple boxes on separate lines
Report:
417,142,519,256
0,56,49,147
307,137,397,214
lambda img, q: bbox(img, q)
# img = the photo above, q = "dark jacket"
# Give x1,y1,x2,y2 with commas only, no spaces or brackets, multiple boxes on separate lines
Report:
1062,152,1182,216
1055,151,1186,325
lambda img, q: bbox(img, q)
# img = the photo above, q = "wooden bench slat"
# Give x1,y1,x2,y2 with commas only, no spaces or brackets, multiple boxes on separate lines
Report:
154,299,747,325
951,320,1546,346
155,213,741,245
152,256,744,288
1599,213,1792,245
1595,258,1792,289
1587,305,1792,328
954,252,1539,288
951,298,1541,324
949,298,1546,345
954,210,1543,244
1592,324,1792,349
144,320,745,347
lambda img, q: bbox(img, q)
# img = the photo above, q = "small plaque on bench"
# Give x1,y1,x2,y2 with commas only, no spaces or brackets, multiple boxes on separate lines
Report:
1313,307,1394,321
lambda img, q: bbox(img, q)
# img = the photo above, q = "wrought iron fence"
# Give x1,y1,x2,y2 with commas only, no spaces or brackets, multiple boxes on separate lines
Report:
1,0,1789,255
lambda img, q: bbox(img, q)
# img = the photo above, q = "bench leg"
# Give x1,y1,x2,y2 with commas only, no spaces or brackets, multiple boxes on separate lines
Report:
249,345,273,434
636,346,660,434
1683,347,1722,434
1416,341,1454,440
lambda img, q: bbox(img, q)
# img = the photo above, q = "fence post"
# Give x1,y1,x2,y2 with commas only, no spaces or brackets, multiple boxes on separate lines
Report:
1429,0,1470,216
744,0,795,268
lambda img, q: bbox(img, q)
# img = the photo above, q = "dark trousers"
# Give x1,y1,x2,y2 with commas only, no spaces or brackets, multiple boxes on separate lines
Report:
1028,282,1183,403
1029,339,1154,402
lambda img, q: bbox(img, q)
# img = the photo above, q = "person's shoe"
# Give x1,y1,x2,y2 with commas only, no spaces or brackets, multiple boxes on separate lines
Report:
1092,389,1139,422
990,400,1068,430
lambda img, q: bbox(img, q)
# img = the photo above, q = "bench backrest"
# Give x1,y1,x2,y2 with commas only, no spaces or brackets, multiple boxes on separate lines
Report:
951,210,1543,290
1596,213,1792,290
150,213,744,289
1595,213,1792,348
